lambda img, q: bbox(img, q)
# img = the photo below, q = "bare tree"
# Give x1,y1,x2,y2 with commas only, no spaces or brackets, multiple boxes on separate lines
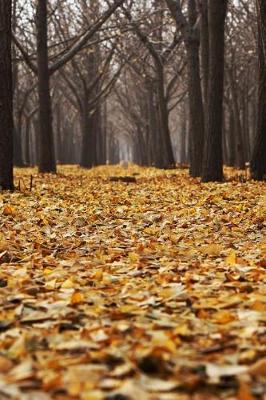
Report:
165,0,205,176
14,0,126,173
250,0,266,180
0,1,14,190
202,0,228,182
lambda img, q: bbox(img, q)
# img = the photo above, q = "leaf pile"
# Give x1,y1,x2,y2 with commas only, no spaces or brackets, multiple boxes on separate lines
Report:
0,165,265,400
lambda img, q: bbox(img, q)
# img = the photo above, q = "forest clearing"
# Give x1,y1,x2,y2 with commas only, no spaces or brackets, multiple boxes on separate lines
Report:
0,165,265,400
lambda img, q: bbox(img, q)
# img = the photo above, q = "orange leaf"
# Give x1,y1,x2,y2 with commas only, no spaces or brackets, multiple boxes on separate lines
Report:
238,381,256,400
71,292,85,304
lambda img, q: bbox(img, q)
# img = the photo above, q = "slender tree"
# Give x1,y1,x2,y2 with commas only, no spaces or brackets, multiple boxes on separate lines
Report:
0,1,14,190
202,0,228,182
250,0,266,180
165,0,205,176
200,0,209,112
12,0,24,167
36,0,56,173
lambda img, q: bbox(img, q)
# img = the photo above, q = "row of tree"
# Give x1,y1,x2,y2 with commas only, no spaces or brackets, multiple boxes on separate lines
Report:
0,1,265,191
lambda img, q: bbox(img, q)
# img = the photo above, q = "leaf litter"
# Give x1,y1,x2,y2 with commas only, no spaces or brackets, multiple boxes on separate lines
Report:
0,165,265,400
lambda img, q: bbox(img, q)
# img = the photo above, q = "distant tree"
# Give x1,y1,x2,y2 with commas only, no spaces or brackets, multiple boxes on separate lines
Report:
12,0,259,171
57,0,120,168
14,0,126,173
12,0,24,167
165,0,205,176
202,0,228,182
36,0,56,173
200,0,209,113
250,0,266,180
0,2,14,190
123,1,177,168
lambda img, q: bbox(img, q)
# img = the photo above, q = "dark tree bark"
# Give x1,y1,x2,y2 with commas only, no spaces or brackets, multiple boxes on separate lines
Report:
186,39,205,176
241,87,251,161
147,80,157,165
96,107,106,165
12,0,24,167
80,102,97,168
228,67,245,169
226,108,236,167
24,116,31,166
0,2,14,190
180,101,188,164
202,0,228,182
250,0,266,180
186,0,205,177
156,63,175,168
165,0,205,176
200,0,209,112
13,127,24,167
148,63,175,169
36,0,56,173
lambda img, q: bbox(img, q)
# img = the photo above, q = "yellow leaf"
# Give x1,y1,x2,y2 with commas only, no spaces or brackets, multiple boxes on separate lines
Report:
201,244,223,256
173,324,190,336
43,268,54,275
128,252,140,263
61,278,75,289
67,381,83,396
251,300,266,312
45,278,58,290
225,250,237,265
8,335,27,358
150,331,177,352
93,271,103,281
239,349,257,362
213,310,236,324
81,391,104,400
119,305,139,313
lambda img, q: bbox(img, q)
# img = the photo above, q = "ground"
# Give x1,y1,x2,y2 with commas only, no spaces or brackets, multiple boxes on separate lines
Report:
0,165,265,400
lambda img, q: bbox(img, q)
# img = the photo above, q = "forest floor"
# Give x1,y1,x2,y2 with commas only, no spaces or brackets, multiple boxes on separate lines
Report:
0,165,265,400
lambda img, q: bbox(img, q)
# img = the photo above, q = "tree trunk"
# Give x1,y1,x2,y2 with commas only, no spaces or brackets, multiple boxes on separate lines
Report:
24,116,31,166
165,0,204,174
228,68,245,169
0,2,14,190
100,101,107,164
136,124,148,165
80,105,90,168
180,101,188,164
186,0,205,177
155,64,175,168
95,107,105,165
146,80,157,165
202,0,228,182
36,0,56,173
226,109,236,167
13,127,24,167
241,87,251,161
250,0,266,180
80,102,97,168
12,0,24,168
200,0,209,112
